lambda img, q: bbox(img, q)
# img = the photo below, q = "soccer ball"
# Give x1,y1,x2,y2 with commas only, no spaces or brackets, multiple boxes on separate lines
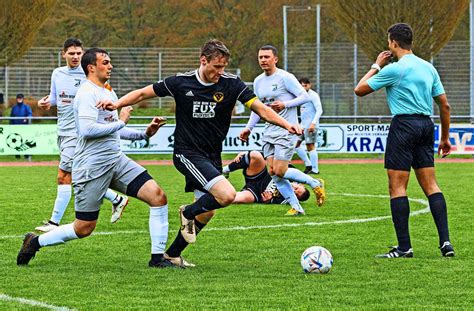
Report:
301,246,333,274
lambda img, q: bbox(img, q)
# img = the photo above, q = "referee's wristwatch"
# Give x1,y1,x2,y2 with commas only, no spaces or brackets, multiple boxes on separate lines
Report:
371,63,381,72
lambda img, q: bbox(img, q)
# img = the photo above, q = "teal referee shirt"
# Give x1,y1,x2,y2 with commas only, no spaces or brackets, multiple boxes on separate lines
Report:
367,54,445,116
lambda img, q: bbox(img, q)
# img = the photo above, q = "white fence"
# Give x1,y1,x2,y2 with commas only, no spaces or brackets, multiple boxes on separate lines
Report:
0,42,473,117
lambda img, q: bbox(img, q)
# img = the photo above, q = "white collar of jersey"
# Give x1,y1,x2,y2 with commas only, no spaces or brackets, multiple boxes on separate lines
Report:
85,79,109,90
195,69,215,86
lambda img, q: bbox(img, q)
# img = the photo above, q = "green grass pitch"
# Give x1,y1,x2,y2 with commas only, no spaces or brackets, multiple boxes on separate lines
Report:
0,162,473,309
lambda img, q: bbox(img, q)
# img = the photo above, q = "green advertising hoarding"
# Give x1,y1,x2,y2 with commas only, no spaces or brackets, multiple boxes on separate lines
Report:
0,125,59,155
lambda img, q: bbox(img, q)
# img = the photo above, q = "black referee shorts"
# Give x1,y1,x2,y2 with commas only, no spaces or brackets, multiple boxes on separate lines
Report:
173,151,224,193
385,114,435,171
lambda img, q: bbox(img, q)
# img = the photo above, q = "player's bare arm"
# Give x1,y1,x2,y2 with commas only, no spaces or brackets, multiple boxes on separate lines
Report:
355,50,392,96
97,85,156,111
434,94,452,157
37,95,51,110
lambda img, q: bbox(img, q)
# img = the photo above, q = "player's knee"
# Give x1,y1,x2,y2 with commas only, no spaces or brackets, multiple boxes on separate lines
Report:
273,167,286,178
218,189,236,206
249,151,262,162
149,186,167,206
388,184,406,198
74,221,96,238
267,166,275,176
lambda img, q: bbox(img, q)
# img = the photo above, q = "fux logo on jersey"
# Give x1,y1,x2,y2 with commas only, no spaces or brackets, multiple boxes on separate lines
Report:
193,101,217,118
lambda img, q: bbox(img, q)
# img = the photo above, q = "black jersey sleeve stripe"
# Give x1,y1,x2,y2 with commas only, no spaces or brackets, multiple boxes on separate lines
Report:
163,79,174,98
237,85,249,99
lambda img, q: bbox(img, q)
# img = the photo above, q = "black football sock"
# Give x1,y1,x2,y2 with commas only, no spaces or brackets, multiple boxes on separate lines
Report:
150,253,163,263
31,236,41,251
390,196,411,252
227,152,251,172
166,220,206,257
183,194,223,219
428,192,450,246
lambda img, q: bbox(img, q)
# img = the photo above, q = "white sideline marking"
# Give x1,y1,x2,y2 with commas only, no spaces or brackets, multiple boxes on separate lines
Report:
1,193,429,240
0,293,74,311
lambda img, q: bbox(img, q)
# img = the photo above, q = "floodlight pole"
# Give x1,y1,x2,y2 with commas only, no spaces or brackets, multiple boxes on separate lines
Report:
470,0,474,122
283,5,288,71
316,4,321,93
353,24,358,118
283,5,320,89
5,65,8,103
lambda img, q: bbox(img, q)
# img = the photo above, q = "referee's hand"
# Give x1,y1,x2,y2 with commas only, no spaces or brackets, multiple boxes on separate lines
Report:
438,138,452,158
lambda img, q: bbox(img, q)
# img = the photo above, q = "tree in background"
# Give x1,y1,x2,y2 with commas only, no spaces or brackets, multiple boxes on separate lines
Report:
0,0,56,66
330,0,469,60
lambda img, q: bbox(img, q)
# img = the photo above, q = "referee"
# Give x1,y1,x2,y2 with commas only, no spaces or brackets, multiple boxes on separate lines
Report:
355,23,454,258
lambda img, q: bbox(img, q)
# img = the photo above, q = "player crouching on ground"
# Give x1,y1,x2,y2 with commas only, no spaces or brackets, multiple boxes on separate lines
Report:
223,151,310,209
17,48,174,268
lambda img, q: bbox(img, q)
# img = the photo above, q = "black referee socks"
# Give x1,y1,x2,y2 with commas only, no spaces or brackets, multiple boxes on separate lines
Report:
390,196,412,252
428,192,450,246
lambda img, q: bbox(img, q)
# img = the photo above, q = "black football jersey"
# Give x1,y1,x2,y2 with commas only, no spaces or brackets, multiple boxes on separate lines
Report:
153,70,256,155
242,168,288,204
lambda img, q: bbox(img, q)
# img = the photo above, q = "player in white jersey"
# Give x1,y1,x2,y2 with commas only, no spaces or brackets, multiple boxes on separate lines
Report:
240,45,326,216
36,38,127,233
294,77,323,174
18,48,176,268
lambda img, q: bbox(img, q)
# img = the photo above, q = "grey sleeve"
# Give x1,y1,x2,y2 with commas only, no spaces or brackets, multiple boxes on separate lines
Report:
76,87,126,138
78,117,126,138
119,127,148,141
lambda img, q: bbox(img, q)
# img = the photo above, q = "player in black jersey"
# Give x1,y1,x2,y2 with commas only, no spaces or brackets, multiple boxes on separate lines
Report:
225,151,310,205
98,39,302,267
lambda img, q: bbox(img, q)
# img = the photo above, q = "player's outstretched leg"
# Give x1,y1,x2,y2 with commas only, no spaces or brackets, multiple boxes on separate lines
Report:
282,167,326,206
272,176,305,215
179,178,235,243
17,222,81,266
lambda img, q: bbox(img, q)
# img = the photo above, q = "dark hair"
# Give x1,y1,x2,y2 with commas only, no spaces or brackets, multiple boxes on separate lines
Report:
299,77,311,84
387,23,413,50
63,37,83,51
201,39,230,61
297,186,311,202
81,48,109,76
259,45,278,56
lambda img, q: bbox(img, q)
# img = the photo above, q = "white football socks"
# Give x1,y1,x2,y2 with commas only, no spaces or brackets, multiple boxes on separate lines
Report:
38,223,78,247
295,145,311,167
283,168,320,189
309,150,319,173
272,175,304,213
104,188,121,204
50,185,72,224
149,205,168,254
